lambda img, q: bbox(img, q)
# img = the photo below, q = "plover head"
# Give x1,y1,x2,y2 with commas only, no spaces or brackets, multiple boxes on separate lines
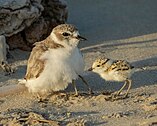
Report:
88,57,111,74
51,24,86,47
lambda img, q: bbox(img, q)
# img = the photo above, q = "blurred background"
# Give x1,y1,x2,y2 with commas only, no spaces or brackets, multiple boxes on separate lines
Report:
66,0,157,48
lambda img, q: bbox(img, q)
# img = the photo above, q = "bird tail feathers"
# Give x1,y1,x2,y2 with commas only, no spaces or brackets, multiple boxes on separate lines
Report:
18,79,27,85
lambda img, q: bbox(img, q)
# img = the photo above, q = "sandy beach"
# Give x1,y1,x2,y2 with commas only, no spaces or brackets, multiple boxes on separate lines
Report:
1,0,157,125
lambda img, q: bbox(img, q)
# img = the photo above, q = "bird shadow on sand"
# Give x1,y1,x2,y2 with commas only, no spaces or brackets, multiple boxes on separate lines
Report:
71,56,157,94
1,39,157,94
76,33,157,94
131,56,157,88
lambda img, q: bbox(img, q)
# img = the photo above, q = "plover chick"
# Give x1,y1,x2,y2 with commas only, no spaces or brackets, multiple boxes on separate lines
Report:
88,56,136,98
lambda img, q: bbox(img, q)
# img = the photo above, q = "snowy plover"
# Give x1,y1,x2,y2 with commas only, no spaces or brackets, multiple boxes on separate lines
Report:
89,57,135,98
20,24,92,96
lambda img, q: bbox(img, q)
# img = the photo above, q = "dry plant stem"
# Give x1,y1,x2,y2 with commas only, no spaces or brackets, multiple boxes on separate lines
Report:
34,119,59,125
19,118,59,126
0,62,14,74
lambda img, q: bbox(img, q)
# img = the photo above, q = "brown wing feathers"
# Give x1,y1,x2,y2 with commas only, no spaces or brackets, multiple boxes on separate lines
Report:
25,36,64,80
25,45,45,80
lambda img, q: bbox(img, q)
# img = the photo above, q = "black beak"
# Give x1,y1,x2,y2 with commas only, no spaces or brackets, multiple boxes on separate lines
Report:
76,35,87,41
88,67,93,71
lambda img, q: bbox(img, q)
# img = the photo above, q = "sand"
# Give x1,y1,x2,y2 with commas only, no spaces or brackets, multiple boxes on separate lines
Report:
1,1,157,125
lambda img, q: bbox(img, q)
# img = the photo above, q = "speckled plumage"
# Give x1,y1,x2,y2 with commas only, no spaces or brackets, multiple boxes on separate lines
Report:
25,36,64,80
89,56,135,97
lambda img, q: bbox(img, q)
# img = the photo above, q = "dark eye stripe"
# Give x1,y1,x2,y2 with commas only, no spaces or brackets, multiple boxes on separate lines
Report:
102,58,109,65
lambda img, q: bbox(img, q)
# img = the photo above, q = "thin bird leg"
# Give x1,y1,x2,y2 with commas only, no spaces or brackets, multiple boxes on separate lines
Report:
78,75,93,94
72,80,79,96
116,80,127,96
124,79,132,98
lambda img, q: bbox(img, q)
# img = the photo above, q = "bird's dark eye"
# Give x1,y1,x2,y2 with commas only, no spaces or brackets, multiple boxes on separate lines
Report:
62,32,70,36
97,65,100,67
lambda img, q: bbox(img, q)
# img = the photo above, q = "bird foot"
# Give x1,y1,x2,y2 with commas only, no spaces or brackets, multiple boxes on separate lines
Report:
88,89,94,95
73,92,79,97
105,92,129,101
36,96,48,103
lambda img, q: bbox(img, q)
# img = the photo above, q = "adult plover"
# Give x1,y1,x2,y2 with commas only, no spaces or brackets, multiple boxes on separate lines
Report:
20,24,92,96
